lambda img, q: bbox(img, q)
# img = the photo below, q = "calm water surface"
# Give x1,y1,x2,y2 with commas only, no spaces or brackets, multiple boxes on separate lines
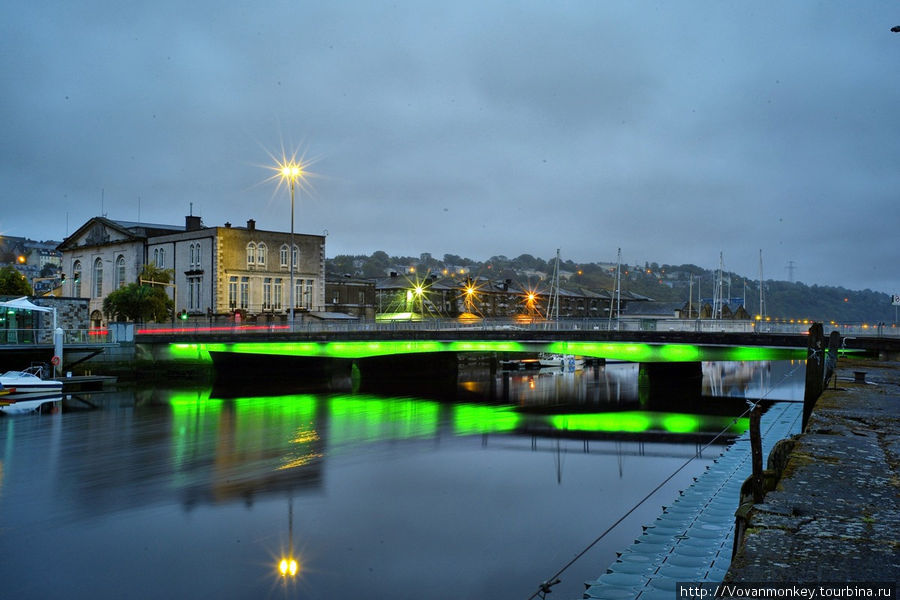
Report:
0,360,804,599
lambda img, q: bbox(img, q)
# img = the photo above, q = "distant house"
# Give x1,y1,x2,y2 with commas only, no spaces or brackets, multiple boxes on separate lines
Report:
373,273,649,320
325,276,376,320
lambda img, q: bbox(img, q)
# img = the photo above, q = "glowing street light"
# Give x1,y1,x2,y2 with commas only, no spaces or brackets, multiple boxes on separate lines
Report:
277,159,305,328
279,558,299,577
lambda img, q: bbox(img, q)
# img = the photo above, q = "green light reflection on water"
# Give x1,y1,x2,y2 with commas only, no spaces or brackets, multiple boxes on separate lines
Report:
165,389,752,467
454,404,521,435
550,412,750,435
327,395,441,447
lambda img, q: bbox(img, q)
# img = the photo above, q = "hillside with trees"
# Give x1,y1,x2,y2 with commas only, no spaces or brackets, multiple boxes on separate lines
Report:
328,252,896,325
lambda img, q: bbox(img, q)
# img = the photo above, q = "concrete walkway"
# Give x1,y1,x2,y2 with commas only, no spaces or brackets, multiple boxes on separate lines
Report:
726,359,900,582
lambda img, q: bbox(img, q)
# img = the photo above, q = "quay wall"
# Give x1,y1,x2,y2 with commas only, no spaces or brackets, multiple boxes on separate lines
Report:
725,358,900,583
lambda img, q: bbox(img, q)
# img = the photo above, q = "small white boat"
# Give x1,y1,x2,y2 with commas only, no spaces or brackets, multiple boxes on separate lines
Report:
538,354,583,371
0,366,63,399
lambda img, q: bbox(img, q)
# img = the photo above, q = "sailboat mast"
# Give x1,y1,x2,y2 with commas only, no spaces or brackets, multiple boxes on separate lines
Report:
758,249,766,320
607,248,622,330
552,249,560,324
546,248,561,324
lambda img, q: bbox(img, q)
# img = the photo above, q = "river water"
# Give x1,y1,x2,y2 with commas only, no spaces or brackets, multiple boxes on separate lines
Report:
0,360,805,600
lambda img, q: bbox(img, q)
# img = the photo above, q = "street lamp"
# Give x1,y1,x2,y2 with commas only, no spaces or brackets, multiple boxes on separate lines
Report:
278,160,304,329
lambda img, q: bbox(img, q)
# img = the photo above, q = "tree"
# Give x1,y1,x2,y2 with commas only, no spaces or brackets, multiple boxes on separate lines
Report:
103,265,173,323
0,266,32,295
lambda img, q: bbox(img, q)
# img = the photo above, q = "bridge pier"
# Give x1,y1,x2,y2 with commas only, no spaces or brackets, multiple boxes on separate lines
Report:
354,352,459,385
208,351,352,392
638,361,703,403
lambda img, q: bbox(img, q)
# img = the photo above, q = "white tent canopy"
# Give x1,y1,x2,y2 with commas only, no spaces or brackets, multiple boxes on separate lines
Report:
1,297,54,313
1,296,57,329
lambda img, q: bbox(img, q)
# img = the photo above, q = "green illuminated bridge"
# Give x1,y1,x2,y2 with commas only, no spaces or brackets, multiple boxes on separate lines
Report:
132,327,827,397
139,327,811,366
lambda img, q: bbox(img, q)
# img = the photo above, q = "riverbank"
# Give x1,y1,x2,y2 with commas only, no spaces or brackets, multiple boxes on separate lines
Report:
725,357,900,582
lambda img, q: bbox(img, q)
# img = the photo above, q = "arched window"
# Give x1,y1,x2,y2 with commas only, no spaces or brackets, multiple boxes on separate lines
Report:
280,244,289,268
291,245,299,272
195,242,201,267
159,248,165,267
189,244,196,267
247,243,256,267
115,255,126,289
72,260,82,297
257,242,267,267
93,257,103,298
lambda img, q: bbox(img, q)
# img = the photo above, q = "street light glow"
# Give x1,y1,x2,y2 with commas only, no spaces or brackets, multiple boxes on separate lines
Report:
280,163,302,179
272,154,310,329
278,557,299,577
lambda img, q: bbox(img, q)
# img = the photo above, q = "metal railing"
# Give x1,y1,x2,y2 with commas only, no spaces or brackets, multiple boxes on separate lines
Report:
2,320,895,345
0,328,112,345
132,318,900,337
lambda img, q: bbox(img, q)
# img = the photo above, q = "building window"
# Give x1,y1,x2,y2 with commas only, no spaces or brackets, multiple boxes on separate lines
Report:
257,243,267,267
274,278,283,310
294,279,303,308
154,248,166,268
280,245,289,268
240,276,249,309
305,280,313,309
72,260,82,297
358,291,366,305
228,276,238,309
115,255,126,289
188,276,202,310
291,245,299,272
188,242,202,268
262,277,272,309
93,257,103,298
247,243,256,267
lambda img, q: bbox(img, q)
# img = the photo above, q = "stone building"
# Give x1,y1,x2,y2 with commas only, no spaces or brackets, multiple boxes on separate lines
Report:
324,276,376,320
57,216,325,326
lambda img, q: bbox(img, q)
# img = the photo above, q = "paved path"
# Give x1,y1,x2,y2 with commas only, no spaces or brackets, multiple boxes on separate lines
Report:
725,359,900,583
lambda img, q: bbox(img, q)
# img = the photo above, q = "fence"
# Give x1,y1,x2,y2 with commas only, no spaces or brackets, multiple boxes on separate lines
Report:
133,317,899,337
2,319,896,344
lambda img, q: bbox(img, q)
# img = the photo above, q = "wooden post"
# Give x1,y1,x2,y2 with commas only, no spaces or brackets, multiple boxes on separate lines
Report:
802,323,825,431
749,404,764,503
825,330,840,388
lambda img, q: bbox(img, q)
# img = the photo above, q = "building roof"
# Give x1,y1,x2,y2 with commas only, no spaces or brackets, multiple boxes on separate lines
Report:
621,301,685,317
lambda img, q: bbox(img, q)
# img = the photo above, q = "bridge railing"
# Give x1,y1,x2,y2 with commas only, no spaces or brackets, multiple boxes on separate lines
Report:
132,318,899,337
0,328,112,345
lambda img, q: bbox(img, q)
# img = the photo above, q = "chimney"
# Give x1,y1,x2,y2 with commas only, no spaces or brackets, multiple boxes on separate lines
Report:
247,219,255,231
185,215,202,231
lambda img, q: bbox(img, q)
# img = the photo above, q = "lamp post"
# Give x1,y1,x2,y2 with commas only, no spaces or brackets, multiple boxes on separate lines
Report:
279,161,304,329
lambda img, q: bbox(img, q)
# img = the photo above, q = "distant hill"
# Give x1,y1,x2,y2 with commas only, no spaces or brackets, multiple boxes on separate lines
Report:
327,252,896,325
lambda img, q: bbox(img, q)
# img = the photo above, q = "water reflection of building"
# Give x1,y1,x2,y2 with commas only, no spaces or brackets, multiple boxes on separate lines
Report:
703,361,772,397
39,362,773,518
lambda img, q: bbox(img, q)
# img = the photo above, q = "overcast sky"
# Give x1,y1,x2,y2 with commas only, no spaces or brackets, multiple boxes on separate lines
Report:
2,2,898,292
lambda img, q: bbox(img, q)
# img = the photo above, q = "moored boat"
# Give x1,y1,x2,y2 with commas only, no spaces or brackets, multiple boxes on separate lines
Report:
0,366,63,399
